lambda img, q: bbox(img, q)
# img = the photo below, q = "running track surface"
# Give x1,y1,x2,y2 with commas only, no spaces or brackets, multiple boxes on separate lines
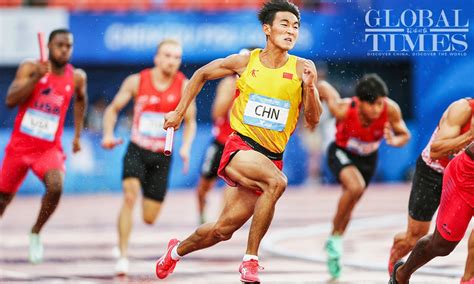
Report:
1,184,472,283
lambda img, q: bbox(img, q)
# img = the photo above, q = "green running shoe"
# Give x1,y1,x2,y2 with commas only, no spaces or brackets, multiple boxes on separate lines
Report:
29,233,44,264
325,235,343,279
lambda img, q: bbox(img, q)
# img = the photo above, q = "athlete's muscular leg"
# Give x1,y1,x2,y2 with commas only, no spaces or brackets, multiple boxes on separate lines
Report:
31,170,64,234
142,198,163,225
118,178,141,257
177,185,258,256
332,166,365,235
390,217,430,267
0,192,15,217
462,230,474,282
225,150,287,256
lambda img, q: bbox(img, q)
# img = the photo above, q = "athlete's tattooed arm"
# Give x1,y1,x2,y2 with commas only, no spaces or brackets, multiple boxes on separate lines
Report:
6,61,51,108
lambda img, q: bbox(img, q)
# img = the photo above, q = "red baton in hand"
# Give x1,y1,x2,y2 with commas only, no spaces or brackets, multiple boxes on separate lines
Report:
37,32,47,62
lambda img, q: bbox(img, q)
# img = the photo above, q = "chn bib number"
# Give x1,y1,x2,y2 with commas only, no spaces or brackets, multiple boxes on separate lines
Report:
243,94,290,132
138,112,166,138
20,109,59,141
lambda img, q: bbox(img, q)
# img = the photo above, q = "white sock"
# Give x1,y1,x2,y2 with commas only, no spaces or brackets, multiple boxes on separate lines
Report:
171,245,182,260
243,254,258,261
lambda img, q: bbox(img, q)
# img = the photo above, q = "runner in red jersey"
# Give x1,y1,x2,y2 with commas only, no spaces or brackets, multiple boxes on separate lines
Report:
101,39,196,276
389,98,474,283
390,143,474,284
321,73,411,279
0,29,87,264
195,75,236,224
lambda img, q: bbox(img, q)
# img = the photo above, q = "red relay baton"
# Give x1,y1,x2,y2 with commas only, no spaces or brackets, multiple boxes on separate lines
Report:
37,32,47,62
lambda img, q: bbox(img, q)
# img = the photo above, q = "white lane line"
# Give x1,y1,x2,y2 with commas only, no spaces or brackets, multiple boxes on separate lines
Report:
261,214,461,278
0,268,31,279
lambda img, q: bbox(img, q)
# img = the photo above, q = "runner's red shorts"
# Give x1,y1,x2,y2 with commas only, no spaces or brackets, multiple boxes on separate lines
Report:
0,146,66,194
217,133,283,188
436,152,474,242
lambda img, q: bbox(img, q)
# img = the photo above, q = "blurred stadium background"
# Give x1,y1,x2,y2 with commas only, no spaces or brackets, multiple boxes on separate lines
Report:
0,0,472,194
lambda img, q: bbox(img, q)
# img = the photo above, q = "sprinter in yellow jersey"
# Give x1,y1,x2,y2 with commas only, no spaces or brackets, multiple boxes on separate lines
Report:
155,1,322,283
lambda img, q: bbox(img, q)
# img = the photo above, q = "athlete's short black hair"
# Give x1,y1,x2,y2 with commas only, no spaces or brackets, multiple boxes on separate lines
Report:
48,29,71,43
258,0,300,26
356,73,388,103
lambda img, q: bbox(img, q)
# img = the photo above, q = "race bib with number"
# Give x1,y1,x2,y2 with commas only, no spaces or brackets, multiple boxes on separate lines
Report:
346,138,381,155
20,109,59,141
138,112,166,138
243,94,290,131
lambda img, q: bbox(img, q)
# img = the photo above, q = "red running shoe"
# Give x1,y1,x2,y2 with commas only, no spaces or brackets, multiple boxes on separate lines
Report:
155,239,180,279
239,259,263,283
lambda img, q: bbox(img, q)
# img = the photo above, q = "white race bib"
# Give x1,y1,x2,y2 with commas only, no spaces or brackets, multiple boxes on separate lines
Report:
138,112,166,138
346,138,380,155
20,109,59,141
243,94,290,131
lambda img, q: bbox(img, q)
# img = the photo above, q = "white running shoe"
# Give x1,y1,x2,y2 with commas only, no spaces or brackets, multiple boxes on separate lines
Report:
112,246,120,259
115,257,129,276
28,233,44,264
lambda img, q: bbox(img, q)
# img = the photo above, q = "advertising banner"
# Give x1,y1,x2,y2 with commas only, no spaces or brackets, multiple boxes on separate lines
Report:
0,8,68,65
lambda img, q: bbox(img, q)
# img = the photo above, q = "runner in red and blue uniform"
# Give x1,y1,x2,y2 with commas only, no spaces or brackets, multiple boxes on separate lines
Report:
0,29,88,264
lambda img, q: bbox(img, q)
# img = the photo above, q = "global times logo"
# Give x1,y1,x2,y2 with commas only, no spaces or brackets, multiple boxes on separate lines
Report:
365,9,469,56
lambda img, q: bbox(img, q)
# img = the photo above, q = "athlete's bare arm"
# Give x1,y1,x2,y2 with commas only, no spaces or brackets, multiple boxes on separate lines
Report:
317,79,350,120
384,98,411,147
5,60,51,108
72,69,88,153
180,80,197,173
430,99,473,159
296,59,322,130
211,76,236,122
164,53,250,130
102,74,140,149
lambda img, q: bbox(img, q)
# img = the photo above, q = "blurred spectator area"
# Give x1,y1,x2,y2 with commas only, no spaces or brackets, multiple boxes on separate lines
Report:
0,0,329,11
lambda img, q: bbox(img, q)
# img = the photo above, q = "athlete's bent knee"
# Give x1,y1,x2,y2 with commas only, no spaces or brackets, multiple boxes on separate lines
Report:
266,174,287,200
124,192,138,208
346,185,364,200
143,216,156,225
434,244,454,257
